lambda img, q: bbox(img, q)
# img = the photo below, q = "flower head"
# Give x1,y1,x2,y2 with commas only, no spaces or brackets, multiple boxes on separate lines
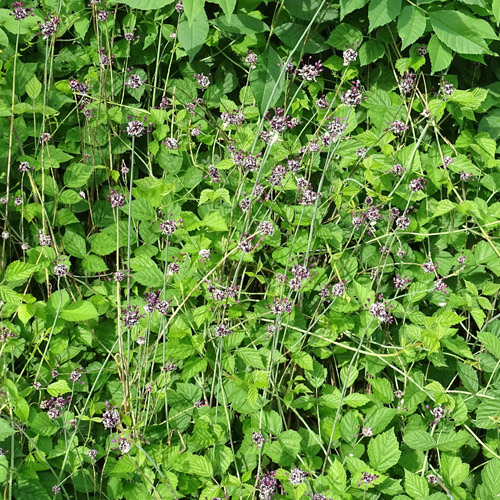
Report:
297,57,323,81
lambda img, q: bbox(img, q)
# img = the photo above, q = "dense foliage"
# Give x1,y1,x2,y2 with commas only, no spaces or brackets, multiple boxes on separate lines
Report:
2,0,500,499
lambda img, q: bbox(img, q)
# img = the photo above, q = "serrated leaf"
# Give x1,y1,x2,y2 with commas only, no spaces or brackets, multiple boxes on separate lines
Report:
368,428,401,471
397,6,426,50
17,303,36,324
0,285,20,305
26,76,41,100
429,10,491,55
405,470,429,499
60,300,98,321
63,163,94,188
482,459,500,496
0,418,14,440
340,0,369,19
368,0,401,32
4,261,35,282
47,379,72,396
63,231,87,259
403,430,436,451
178,9,208,61
428,34,453,74
203,211,228,231
184,0,205,26
478,331,500,359
457,362,479,393
188,454,213,477
326,458,347,493
358,40,385,66
213,13,270,34
436,430,469,451
249,45,285,114
237,348,266,369
434,199,456,216
291,351,314,370
108,0,174,8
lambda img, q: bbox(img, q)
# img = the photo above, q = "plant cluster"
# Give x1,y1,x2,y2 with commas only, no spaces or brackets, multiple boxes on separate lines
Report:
1,0,500,499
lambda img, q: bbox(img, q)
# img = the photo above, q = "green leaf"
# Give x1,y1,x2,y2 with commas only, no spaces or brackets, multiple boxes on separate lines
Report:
275,23,328,53
291,351,314,370
368,428,401,471
178,9,208,61
403,430,436,451
441,454,469,487
482,459,500,496
249,45,285,114
17,303,36,324
213,0,235,21
476,397,500,429
47,379,72,396
63,163,94,188
368,0,402,32
25,76,42,100
397,6,426,50
237,348,266,369
188,455,213,477
4,261,35,282
126,198,155,221
63,230,87,259
428,34,453,73
405,470,429,499
363,407,396,434
305,359,327,388
14,396,29,423
60,300,98,321
370,378,394,403
436,430,469,451
326,23,363,50
133,266,164,288
358,40,385,66
184,0,205,26
82,255,108,272
434,199,456,216
108,0,174,8
326,458,347,493
478,331,500,359
457,362,479,393
494,0,500,26
213,13,270,34
429,10,491,55
0,286,20,305
0,418,14,440
203,212,228,232
285,0,338,21
340,0,369,20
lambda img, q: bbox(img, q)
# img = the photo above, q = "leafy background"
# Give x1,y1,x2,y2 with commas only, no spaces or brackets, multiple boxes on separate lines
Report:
1,0,500,499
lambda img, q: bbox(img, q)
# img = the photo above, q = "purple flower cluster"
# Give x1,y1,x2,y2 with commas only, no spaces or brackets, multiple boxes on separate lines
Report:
368,299,394,323
258,471,278,500
271,297,293,315
341,80,364,107
40,395,72,420
11,2,34,20
297,57,323,81
122,305,145,327
267,108,297,133
221,109,244,127
102,402,120,429
387,120,408,135
39,14,60,39
399,71,416,94
108,189,125,208
159,215,183,235
125,73,145,89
